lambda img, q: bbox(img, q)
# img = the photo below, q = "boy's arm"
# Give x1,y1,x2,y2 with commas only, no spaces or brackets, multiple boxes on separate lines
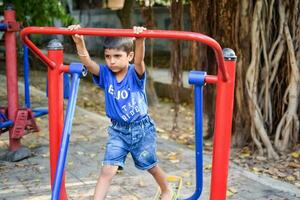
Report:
133,26,146,77
68,25,100,76
76,43,100,76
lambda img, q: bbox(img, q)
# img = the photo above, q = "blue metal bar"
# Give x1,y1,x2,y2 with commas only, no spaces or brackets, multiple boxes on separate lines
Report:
0,23,8,31
32,108,48,118
63,73,70,99
185,71,206,200
0,120,13,128
52,73,80,200
23,45,31,108
51,63,86,200
0,112,8,121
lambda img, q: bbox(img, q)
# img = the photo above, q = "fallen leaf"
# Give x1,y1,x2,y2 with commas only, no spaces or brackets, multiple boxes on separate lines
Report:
256,156,267,161
169,159,180,164
89,153,96,158
156,151,163,157
160,134,169,140
288,162,300,168
204,141,212,147
226,187,237,197
156,127,166,133
138,179,146,187
28,143,38,149
286,175,295,181
291,152,300,158
41,153,49,158
276,171,287,178
15,163,25,167
181,171,191,177
204,164,212,171
251,167,262,174
35,118,42,122
226,190,234,197
167,152,178,160
185,181,193,186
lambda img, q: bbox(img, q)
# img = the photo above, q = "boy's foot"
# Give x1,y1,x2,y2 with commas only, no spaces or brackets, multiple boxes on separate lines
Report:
160,189,172,200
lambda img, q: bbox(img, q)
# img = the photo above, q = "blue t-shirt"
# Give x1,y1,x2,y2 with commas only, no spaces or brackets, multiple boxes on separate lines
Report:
93,64,148,123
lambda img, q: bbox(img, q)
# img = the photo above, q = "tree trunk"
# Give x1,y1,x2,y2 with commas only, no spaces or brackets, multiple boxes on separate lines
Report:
188,0,300,158
170,0,183,131
116,0,134,28
140,2,158,106
190,0,220,139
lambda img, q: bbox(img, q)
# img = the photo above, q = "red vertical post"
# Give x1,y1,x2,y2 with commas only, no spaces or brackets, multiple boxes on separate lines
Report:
210,48,236,200
47,39,68,200
4,5,20,151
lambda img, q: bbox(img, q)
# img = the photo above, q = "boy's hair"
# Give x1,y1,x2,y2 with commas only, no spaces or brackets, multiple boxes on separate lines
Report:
103,37,134,54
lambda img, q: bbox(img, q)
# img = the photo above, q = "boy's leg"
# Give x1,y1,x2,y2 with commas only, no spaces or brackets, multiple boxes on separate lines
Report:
148,165,172,200
93,165,119,200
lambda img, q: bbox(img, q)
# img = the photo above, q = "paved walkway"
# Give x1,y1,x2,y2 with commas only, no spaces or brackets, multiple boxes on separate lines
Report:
1,74,300,200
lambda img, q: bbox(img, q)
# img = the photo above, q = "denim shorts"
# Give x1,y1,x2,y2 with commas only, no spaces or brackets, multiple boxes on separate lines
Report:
103,115,158,170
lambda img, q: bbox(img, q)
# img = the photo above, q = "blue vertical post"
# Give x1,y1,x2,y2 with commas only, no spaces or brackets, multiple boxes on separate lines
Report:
51,63,86,200
185,71,206,200
23,45,30,108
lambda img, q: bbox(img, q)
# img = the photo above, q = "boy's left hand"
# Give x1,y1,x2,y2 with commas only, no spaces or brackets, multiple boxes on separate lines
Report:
133,26,147,36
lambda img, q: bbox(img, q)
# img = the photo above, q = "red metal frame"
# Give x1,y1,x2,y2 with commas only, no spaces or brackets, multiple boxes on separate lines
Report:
47,47,68,200
210,58,236,199
4,8,20,151
2,8,39,154
11,109,39,138
21,27,229,81
21,27,236,200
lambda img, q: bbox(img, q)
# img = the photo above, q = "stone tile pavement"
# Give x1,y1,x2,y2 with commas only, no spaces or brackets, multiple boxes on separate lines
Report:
1,74,300,200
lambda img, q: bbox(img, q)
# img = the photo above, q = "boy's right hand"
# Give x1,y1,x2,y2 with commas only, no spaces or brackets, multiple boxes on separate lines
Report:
68,24,84,44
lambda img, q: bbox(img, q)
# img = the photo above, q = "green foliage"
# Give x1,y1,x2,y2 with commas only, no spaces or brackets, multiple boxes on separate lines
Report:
1,0,75,26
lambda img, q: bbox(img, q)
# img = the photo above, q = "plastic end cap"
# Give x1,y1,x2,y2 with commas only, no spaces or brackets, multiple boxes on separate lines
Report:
47,39,63,50
223,48,237,61
188,71,207,86
5,4,15,10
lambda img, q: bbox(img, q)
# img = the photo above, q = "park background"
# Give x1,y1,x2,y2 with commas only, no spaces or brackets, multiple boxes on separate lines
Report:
0,0,300,198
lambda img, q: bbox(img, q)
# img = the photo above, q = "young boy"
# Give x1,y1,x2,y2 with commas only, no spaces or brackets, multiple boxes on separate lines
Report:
68,25,172,200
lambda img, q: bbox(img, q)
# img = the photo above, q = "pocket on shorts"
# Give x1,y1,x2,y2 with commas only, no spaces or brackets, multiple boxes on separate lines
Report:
144,121,156,138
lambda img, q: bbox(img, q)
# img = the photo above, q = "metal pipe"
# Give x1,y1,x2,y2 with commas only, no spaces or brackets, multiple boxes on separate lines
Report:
47,39,68,200
52,72,81,200
51,63,86,200
0,23,8,30
23,45,31,108
20,27,228,81
5,6,20,151
32,108,48,118
0,120,13,129
210,48,237,200
187,71,206,199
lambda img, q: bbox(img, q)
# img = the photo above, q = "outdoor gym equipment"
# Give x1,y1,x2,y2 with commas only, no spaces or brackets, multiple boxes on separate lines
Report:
0,5,68,161
0,5,42,161
0,4,72,161
21,26,236,200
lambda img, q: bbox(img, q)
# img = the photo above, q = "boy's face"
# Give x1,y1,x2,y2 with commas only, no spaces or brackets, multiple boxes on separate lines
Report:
104,48,134,73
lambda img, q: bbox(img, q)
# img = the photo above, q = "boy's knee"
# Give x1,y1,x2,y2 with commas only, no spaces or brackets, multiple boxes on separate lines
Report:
100,166,118,180
147,165,159,175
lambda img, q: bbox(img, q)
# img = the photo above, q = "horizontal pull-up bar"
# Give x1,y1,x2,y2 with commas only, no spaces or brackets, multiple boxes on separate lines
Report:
21,27,228,81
